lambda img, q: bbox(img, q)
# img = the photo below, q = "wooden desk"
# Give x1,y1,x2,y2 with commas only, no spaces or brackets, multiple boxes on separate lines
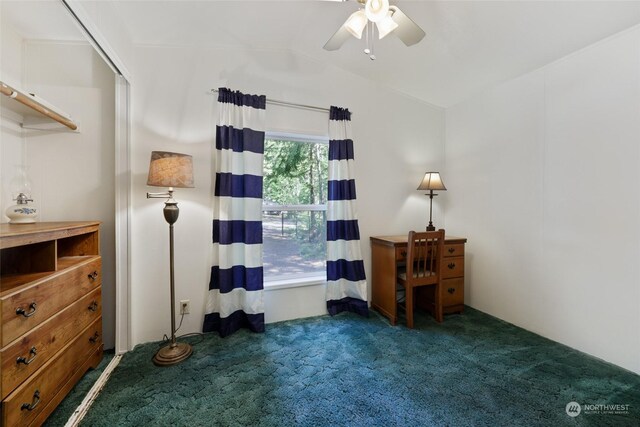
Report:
370,235,467,325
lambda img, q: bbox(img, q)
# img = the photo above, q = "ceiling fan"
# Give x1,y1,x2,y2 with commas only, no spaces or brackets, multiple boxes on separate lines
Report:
323,0,426,59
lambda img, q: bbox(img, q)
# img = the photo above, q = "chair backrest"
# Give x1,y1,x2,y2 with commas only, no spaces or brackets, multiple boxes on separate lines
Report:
405,229,445,287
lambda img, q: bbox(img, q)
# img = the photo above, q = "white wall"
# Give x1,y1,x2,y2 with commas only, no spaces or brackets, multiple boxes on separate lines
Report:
129,45,444,345
0,16,25,214
445,26,640,373
15,41,117,349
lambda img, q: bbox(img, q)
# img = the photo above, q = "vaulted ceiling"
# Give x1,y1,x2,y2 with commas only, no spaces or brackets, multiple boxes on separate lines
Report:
4,1,640,107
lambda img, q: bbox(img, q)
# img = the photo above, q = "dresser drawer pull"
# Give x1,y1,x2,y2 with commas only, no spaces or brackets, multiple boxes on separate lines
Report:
21,390,40,411
89,332,100,343
447,288,456,294
448,247,455,254
16,302,37,317
400,250,406,258
16,346,38,365
447,263,456,269
88,271,99,281
88,301,99,312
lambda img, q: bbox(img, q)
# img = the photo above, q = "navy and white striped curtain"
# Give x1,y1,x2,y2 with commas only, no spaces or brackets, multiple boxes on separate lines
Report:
203,88,266,337
326,106,369,317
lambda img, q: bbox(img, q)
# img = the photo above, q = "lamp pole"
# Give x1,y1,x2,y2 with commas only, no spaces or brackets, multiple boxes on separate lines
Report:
426,190,437,231
147,188,193,366
164,191,179,349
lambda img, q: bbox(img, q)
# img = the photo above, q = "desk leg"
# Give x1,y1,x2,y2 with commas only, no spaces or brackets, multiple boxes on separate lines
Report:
435,282,443,323
406,285,414,328
371,242,397,325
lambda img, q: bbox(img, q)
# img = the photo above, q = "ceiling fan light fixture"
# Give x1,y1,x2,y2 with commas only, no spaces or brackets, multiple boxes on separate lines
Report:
344,10,368,39
365,0,390,23
376,12,398,39
323,1,426,54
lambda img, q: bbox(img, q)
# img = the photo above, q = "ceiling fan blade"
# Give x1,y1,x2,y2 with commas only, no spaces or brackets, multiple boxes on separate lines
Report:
323,24,352,51
389,5,426,46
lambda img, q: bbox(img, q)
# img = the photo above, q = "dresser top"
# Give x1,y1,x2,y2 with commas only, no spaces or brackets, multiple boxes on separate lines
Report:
1,221,100,237
0,221,100,249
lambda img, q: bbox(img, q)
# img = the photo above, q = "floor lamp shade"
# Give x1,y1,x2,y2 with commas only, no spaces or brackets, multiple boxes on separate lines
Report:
146,150,194,366
147,151,194,188
417,172,447,231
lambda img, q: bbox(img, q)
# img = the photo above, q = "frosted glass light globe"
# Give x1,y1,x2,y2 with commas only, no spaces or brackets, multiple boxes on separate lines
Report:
365,0,390,23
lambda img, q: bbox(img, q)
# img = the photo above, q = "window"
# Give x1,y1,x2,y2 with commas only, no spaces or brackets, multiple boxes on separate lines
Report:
263,132,328,282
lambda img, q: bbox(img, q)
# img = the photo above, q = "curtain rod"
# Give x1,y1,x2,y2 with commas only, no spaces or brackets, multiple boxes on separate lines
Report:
210,88,330,114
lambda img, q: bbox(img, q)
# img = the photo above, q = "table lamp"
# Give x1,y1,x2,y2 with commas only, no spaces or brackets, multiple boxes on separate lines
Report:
417,172,446,231
146,151,194,366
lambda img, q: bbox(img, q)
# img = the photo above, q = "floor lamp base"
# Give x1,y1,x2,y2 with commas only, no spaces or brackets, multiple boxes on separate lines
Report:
153,342,193,367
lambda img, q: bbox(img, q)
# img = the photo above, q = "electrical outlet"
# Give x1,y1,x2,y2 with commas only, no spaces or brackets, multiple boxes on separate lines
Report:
180,300,190,315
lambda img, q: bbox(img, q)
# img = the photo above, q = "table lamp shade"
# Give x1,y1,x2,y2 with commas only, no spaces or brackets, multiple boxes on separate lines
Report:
417,172,447,191
147,151,194,188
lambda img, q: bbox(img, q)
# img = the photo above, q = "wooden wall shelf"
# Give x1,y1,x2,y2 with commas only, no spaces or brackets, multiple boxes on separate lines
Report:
0,81,78,132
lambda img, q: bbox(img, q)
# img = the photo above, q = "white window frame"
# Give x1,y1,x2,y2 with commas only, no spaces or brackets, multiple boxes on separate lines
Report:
263,131,329,287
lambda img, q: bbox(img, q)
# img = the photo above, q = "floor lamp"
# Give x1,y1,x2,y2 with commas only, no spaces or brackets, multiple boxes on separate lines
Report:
417,172,447,231
146,151,194,366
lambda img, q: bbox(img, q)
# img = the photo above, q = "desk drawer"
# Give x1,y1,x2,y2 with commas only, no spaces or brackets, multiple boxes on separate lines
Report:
1,317,102,427
1,257,101,347
395,247,407,262
444,243,464,258
0,287,101,400
398,245,458,261
441,257,464,279
441,278,464,307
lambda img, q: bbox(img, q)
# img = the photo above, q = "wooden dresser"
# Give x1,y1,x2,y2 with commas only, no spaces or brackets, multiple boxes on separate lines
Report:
370,234,467,325
0,222,103,427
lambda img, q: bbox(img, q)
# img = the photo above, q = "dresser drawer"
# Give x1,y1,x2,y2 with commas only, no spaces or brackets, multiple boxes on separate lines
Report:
0,257,101,347
0,287,101,400
441,256,464,279
441,278,464,307
29,345,103,427
1,317,102,427
444,243,465,258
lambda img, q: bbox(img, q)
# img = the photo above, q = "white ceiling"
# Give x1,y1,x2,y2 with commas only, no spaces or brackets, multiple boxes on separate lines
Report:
4,1,640,107
0,1,84,41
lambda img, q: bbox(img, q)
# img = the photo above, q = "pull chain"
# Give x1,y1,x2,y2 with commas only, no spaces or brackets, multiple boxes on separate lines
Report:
369,22,376,60
364,20,371,55
361,12,377,60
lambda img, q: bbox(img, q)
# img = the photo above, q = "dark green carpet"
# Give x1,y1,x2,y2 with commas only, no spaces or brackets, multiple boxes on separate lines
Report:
45,308,639,426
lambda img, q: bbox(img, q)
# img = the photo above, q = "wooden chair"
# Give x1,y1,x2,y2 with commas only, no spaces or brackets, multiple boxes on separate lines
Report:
397,229,445,328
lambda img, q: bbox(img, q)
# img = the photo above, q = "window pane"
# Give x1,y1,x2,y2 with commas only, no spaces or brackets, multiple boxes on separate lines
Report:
263,136,328,281
263,210,326,279
263,139,328,206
